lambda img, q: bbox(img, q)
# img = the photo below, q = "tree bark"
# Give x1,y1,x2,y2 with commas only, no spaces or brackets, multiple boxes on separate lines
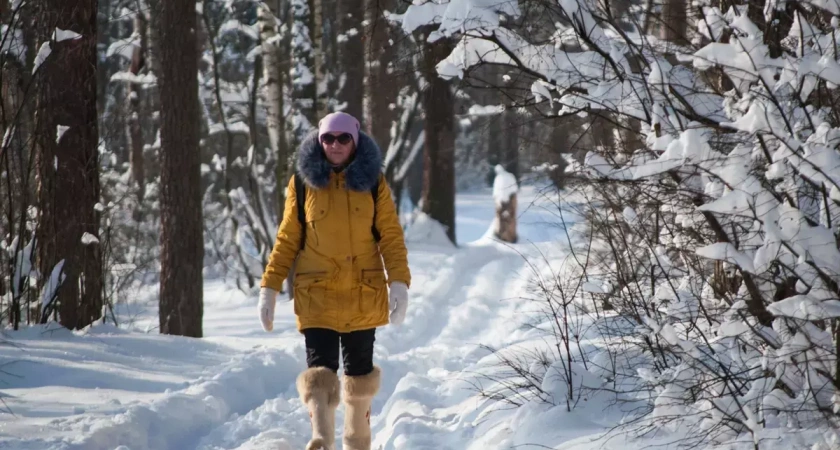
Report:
545,120,571,189
34,0,103,330
364,0,399,153
127,11,147,205
488,109,519,182
659,0,688,45
502,110,519,181
95,0,110,116
291,0,317,143
419,30,456,245
320,0,337,116
258,3,291,216
338,0,364,121
495,193,518,243
151,0,203,338
309,0,325,120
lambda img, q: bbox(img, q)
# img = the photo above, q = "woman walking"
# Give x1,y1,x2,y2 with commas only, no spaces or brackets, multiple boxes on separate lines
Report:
257,111,411,450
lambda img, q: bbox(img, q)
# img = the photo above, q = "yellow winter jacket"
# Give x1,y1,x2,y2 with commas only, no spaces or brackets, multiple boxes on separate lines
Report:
260,130,411,333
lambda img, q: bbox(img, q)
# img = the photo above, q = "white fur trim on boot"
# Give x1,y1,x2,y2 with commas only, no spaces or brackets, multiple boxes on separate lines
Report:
342,366,381,450
297,367,341,450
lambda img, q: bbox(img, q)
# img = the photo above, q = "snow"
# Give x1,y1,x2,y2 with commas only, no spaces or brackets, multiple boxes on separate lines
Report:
3,126,15,150
767,295,840,320
110,71,158,86
697,6,726,41
31,29,83,74
1,25,25,65
622,206,638,225
9,236,36,298
33,42,52,74
695,242,756,274
368,3,840,449
403,211,454,247
40,260,66,312
56,125,69,143
390,1,448,35
492,164,517,207
531,80,554,105
81,232,100,245
106,34,141,60
0,186,830,450
0,186,585,450
467,104,504,115
53,28,82,42
219,19,259,41
209,121,251,136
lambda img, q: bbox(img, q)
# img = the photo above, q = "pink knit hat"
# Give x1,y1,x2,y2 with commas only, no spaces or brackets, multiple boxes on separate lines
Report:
318,112,360,146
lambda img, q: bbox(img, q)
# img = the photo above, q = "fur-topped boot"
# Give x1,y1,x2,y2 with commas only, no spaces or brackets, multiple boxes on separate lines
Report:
342,366,381,450
297,367,341,450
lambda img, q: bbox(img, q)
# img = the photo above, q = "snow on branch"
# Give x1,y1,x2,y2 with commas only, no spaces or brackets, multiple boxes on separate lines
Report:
390,0,840,445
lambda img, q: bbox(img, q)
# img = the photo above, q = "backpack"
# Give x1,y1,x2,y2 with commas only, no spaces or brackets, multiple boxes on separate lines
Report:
286,173,382,299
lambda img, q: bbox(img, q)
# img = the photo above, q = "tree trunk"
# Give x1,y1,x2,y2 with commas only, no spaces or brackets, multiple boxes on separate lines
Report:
495,193,517,243
309,0,325,120
364,0,399,153
502,110,519,181
488,109,519,182
337,0,364,121
151,0,203,338
291,0,317,143
34,0,103,330
95,0,110,116
545,121,571,189
659,0,688,45
258,3,291,216
127,11,147,205
320,0,337,117
419,30,456,245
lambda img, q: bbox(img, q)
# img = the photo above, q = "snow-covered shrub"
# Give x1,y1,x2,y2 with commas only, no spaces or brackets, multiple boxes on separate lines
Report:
198,0,271,292
98,148,162,315
396,0,840,446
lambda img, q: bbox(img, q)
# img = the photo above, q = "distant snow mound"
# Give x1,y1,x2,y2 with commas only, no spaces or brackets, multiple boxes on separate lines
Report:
493,164,518,207
404,213,455,247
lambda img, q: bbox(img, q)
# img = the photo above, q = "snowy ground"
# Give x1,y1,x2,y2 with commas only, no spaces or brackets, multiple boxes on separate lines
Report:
0,184,812,450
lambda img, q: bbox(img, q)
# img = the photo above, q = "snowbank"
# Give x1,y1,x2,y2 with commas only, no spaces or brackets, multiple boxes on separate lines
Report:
404,212,455,247
492,164,518,207
0,322,302,450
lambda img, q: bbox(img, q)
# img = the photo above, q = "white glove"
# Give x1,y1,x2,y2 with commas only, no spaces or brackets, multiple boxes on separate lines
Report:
388,281,408,325
258,287,278,332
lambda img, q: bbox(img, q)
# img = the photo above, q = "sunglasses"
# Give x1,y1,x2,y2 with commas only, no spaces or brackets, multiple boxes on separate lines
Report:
320,133,353,146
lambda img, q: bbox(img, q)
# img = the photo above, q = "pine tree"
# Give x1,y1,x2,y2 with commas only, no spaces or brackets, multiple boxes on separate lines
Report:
419,30,456,245
33,0,103,329
151,0,204,338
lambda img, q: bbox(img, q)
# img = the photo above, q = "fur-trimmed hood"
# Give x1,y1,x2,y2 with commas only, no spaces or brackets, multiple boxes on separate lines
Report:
296,129,383,191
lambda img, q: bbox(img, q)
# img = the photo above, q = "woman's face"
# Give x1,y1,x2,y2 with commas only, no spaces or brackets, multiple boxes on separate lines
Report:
320,132,355,166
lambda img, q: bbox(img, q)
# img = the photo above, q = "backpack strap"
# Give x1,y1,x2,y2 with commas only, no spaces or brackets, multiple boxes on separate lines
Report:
371,177,381,243
294,173,306,251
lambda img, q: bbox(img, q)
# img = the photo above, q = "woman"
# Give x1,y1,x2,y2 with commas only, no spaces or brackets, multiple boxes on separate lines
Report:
257,111,411,450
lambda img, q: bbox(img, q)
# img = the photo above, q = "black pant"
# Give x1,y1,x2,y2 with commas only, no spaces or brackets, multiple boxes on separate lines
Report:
303,327,375,376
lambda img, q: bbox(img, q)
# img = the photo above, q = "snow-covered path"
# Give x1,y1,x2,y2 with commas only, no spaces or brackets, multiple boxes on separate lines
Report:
190,238,537,450
1,186,621,450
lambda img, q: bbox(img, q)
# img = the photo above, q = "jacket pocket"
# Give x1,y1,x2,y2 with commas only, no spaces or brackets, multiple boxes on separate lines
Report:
304,192,329,222
294,271,328,316
303,193,329,248
350,190,375,220
359,269,386,313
